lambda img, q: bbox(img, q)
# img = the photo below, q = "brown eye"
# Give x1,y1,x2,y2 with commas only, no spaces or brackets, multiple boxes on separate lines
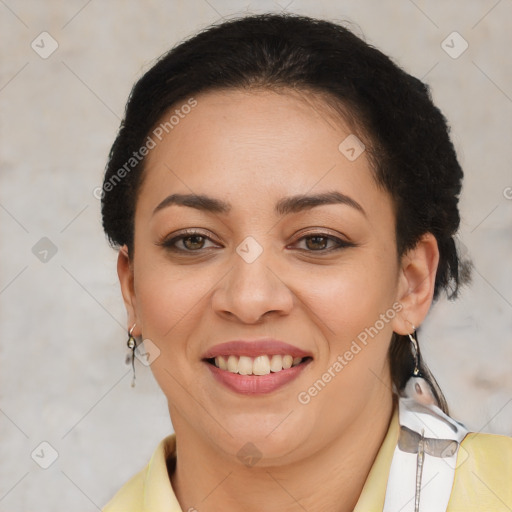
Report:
182,235,206,250
156,230,220,253
305,235,329,251
288,231,355,253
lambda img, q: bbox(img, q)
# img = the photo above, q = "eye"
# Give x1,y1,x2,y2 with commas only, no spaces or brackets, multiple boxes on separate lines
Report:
290,231,354,252
156,229,221,252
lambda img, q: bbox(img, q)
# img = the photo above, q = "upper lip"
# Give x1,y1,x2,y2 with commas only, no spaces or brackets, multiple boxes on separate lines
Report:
201,339,313,360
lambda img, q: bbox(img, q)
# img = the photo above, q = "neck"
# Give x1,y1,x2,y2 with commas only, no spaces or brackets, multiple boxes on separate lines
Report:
170,393,394,512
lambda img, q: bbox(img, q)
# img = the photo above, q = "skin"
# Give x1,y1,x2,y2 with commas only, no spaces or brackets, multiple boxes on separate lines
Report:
117,88,439,512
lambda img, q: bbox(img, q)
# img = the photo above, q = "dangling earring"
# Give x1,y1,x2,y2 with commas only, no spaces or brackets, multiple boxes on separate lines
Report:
408,326,421,377
404,326,437,406
125,323,137,387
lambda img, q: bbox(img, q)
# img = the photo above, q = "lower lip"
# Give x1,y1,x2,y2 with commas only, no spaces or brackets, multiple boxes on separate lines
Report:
205,360,311,395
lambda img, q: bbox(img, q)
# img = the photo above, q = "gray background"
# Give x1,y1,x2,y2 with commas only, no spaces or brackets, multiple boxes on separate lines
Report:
1,0,511,510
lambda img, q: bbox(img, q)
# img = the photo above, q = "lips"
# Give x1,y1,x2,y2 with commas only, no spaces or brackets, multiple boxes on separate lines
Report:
202,339,313,395
201,339,312,360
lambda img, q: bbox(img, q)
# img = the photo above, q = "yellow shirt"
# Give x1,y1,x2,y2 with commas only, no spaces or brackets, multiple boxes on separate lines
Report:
102,407,512,511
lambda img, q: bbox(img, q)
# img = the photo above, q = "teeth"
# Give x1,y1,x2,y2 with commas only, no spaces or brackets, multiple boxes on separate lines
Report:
238,356,253,375
217,356,227,370
282,355,293,369
270,355,283,372
253,355,270,375
213,354,304,375
227,355,238,373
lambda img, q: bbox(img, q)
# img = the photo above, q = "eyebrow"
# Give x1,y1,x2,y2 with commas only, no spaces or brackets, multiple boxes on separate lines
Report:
152,191,366,217
153,193,231,215
275,191,366,217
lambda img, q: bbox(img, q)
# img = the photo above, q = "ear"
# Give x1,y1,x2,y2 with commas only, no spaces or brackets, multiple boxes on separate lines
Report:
391,232,440,335
117,245,141,336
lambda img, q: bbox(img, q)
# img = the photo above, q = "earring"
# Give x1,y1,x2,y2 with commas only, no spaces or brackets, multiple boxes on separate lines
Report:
404,326,437,406
408,326,421,376
125,323,137,387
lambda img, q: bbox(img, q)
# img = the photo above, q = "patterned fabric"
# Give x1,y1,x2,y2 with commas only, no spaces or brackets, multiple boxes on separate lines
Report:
383,394,469,511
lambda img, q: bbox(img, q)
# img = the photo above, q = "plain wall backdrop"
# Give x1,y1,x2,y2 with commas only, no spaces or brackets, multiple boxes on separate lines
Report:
1,0,511,510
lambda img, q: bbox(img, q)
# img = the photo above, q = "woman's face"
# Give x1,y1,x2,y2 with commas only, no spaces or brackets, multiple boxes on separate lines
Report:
120,88,414,464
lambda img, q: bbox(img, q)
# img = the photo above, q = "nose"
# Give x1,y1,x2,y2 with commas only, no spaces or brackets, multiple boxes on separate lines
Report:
211,245,294,324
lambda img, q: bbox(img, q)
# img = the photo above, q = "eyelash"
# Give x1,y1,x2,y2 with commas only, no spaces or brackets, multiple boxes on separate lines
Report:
156,229,354,254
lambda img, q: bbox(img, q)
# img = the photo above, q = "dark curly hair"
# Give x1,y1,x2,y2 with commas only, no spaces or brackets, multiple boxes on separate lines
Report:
101,13,472,414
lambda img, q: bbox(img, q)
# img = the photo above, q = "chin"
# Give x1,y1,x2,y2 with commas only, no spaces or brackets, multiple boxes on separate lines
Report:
212,414,310,464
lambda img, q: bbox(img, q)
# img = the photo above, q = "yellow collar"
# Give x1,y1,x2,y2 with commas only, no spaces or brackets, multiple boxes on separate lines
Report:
353,405,399,511
143,433,182,511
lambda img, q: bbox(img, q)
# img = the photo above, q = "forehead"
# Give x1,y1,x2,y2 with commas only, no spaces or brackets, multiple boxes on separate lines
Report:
145,87,358,168
137,88,391,223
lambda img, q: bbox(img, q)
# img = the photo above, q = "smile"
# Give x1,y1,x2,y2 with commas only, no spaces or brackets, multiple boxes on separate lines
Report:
207,354,309,375
204,355,313,395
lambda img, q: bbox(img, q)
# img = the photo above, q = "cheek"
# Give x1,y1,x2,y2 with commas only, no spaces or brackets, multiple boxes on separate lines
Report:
133,262,212,402
133,259,214,361
294,252,398,345
295,259,398,427
135,248,211,317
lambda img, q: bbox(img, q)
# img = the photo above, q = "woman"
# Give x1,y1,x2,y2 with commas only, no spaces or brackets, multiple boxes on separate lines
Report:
100,13,511,512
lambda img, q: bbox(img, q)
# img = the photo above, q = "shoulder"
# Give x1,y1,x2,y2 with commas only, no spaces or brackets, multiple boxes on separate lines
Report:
462,430,512,458
101,434,178,511
448,431,512,511
101,467,146,511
